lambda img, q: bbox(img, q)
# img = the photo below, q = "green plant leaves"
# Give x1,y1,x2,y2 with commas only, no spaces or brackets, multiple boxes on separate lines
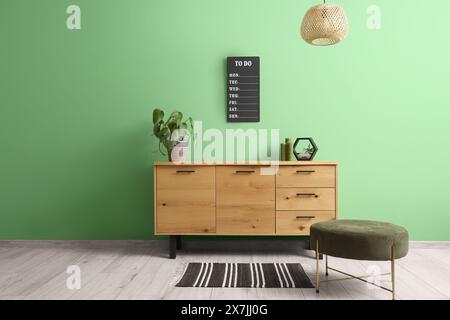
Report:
152,108,193,157
153,108,164,124
181,117,193,131
166,111,182,132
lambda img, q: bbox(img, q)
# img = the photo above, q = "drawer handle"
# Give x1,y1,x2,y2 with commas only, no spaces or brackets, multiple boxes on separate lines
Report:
296,216,316,220
176,170,195,173
296,193,319,198
296,170,316,173
235,170,255,174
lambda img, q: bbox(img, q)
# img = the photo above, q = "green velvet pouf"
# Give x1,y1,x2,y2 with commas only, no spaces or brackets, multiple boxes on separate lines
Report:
310,220,409,261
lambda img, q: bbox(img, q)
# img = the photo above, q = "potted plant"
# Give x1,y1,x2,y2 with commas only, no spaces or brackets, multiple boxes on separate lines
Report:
293,137,318,161
152,108,193,162
300,145,315,160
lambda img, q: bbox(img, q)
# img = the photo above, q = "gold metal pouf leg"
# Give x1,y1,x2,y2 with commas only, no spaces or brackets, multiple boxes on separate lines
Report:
316,240,320,293
391,246,396,300
318,246,396,300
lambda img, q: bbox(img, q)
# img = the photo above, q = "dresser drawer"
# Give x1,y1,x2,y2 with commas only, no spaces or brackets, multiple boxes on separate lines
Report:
157,166,215,190
276,211,335,235
276,188,335,211
277,166,335,188
216,166,275,234
156,166,215,234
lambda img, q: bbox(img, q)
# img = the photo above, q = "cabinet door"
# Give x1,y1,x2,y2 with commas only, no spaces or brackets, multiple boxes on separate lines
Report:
216,166,275,234
156,166,215,234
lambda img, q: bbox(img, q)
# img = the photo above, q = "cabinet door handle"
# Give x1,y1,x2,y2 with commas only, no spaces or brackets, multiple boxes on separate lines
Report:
296,216,316,220
235,170,255,174
176,170,195,173
296,170,316,173
296,193,319,198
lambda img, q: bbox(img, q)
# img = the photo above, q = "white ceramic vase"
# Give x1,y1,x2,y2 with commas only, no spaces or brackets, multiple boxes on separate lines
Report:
170,141,190,163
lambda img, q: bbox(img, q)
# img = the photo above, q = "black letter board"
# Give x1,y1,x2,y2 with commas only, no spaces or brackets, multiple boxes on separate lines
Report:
227,56,260,122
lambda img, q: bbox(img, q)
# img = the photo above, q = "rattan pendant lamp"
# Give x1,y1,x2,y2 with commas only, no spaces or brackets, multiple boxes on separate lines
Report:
301,0,349,46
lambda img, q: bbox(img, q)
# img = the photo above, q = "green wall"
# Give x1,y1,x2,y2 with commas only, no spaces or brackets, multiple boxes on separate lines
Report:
1,0,449,240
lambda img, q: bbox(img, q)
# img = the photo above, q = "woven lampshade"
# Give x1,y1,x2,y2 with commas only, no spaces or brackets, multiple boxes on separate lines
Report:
301,3,349,46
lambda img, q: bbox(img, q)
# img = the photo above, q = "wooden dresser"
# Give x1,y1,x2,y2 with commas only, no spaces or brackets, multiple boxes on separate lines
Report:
154,161,337,258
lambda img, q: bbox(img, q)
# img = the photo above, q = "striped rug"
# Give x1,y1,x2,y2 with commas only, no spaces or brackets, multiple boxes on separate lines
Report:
175,263,313,288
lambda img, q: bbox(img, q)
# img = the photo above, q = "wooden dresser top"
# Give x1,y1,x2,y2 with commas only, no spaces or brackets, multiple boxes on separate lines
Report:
154,161,337,166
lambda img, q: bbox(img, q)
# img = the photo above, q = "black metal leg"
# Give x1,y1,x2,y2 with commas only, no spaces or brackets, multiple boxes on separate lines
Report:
169,236,176,259
176,236,182,250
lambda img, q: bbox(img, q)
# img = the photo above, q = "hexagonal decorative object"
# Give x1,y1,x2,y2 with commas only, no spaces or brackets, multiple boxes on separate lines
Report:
293,138,318,161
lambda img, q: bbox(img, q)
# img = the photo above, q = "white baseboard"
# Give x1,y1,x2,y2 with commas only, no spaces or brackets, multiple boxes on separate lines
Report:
0,239,449,249
0,240,160,248
409,241,450,249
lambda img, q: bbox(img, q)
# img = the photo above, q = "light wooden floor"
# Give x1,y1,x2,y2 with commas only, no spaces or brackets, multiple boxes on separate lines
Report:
0,240,449,300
